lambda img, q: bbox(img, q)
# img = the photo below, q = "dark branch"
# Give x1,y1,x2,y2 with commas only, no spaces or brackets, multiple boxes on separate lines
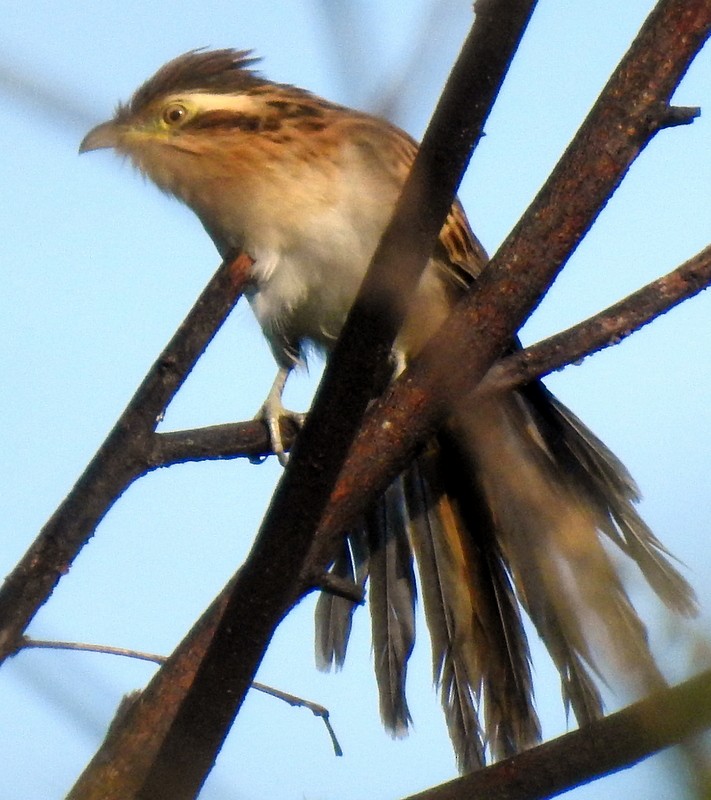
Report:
308,0,711,569
68,6,538,799
136,242,711,466
0,253,252,661
148,418,295,466
402,668,711,800
481,242,711,394
314,573,366,604
663,104,701,127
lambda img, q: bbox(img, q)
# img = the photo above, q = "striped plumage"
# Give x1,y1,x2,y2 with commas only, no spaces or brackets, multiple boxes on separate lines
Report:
81,49,696,771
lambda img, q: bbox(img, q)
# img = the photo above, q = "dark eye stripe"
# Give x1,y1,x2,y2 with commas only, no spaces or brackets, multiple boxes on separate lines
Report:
186,111,282,133
264,99,324,119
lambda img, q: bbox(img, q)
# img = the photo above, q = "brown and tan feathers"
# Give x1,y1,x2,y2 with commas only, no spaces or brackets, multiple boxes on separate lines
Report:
403,441,541,767
118,49,264,120
95,49,696,772
339,113,488,287
316,146,695,770
121,49,696,773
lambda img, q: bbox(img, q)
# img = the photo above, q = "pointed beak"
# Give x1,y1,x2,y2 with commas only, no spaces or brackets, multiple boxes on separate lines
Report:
79,120,121,153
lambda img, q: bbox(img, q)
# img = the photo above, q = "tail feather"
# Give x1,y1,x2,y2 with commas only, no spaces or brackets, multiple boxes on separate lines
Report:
404,440,540,766
366,479,416,735
524,387,696,615
314,381,695,771
530,613,605,724
454,395,674,708
315,527,369,670
615,504,696,613
402,456,485,768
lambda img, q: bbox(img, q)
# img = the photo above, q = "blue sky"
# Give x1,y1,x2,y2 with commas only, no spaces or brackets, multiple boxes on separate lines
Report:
1,2,710,798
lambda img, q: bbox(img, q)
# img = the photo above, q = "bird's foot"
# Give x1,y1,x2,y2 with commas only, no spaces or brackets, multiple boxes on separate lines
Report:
256,395,306,466
253,365,306,465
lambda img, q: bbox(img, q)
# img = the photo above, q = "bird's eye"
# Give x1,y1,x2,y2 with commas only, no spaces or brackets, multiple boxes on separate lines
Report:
162,103,188,125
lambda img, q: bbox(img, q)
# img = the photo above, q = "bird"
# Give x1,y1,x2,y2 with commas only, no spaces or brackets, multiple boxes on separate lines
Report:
80,48,696,771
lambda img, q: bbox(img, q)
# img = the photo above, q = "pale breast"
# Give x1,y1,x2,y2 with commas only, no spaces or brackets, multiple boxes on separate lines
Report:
242,138,406,366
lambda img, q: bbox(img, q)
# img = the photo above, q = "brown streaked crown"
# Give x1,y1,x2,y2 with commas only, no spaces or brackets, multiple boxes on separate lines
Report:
117,49,264,120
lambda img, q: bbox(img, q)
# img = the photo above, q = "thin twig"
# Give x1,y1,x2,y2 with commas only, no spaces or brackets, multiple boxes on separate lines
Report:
251,683,343,757
314,573,366,604
20,637,343,757
23,637,165,665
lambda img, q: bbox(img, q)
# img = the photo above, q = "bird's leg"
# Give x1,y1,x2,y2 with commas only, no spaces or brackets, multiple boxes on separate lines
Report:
257,366,307,466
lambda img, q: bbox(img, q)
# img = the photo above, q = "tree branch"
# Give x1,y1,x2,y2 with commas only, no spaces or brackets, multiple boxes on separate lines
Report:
481,242,711,393
0,253,252,660
308,0,711,571
148,418,296,466
138,242,711,466
402,668,711,800
66,5,538,798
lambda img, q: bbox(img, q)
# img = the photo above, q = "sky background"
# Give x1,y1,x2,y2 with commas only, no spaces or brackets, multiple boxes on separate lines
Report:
1,2,710,798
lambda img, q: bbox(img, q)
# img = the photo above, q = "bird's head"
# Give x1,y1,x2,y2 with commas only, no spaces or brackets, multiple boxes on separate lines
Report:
79,50,275,195
79,48,345,251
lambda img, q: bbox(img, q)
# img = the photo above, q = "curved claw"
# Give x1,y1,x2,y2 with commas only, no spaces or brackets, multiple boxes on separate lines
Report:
260,406,306,466
257,367,306,465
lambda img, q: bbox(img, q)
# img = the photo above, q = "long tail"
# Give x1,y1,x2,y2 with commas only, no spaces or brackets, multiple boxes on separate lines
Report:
315,382,696,771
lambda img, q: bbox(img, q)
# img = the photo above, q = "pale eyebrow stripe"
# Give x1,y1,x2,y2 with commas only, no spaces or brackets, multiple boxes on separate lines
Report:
165,92,264,115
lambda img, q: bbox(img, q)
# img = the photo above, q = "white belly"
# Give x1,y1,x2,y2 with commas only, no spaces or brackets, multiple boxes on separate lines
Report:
246,241,369,362
190,135,409,365
242,166,400,364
